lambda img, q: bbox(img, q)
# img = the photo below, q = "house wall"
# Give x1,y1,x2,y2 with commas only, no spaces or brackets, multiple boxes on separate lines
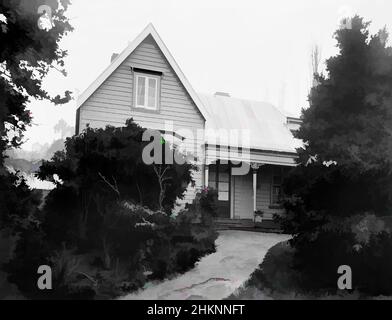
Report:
77,35,205,207
209,164,286,220
256,165,285,220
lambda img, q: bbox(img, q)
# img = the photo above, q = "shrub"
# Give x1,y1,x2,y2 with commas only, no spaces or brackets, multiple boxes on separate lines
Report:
3,225,51,299
0,173,42,233
289,214,392,296
266,214,392,297
5,119,218,299
5,185,218,299
144,188,219,279
35,118,197,257
194,187,219,218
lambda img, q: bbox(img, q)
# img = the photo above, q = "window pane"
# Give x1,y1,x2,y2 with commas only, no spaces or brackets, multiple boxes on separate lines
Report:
218,191,229,201
218,182,229,192
219,172,229,183
137,76,146,106
147,78,157,108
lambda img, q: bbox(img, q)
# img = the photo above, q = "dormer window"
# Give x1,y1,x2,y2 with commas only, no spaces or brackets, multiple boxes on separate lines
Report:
135,73,160,110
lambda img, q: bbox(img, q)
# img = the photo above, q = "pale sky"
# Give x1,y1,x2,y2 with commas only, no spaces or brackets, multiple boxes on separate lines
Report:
23,0,392,150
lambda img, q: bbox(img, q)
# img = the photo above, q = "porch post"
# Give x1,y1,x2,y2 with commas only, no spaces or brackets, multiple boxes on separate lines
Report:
204,164,209,188
251,163,261,213
253,169,257,213
230,165,234,219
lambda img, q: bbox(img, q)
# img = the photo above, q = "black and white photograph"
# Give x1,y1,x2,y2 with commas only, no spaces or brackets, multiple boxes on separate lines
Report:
1,0,392,310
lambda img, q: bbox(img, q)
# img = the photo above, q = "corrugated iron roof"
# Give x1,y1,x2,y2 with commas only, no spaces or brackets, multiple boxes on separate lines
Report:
198,93,303,154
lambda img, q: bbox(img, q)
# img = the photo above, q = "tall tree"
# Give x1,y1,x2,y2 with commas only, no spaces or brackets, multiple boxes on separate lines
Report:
54,118,73,139
285,16,392,223
280,16,392,294
0,0,73,230
0,0,72,161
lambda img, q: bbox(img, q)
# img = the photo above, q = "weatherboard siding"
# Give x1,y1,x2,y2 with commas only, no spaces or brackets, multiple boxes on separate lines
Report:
256,166,285,220
78,35,205,207
230,166,284,220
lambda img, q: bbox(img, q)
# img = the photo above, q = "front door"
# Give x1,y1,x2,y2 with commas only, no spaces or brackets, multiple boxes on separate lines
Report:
233,173,253,220
208,162,230,218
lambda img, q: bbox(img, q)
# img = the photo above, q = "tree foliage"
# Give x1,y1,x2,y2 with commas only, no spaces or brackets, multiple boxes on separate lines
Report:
34,119,196,271
6,121,217,299
0,0,74,298
0,0,73,154
0,0,72,232
284,16,392,227
38,119,195,222
278,16,392,295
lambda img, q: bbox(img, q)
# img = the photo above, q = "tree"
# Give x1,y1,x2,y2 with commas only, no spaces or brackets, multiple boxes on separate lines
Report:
0,0,72,156
0,0,73,231
54,118,73,139
310,44,322,88
284,16,392,227
279,16,392,295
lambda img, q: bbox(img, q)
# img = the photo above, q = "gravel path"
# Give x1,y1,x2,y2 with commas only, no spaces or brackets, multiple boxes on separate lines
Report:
121,230,290,300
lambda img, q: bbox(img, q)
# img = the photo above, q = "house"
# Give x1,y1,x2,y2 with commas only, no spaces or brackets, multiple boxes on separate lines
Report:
75,23,302,222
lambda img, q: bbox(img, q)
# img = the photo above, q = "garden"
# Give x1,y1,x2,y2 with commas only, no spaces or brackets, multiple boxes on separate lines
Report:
2,120,219,299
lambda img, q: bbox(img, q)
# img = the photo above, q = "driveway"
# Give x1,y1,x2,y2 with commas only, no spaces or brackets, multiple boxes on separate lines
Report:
121,230,290,300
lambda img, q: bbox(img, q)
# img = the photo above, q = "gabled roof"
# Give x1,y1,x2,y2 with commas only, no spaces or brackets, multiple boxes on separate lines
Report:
76,23,209,120
199,93,302,154
77,24,302,156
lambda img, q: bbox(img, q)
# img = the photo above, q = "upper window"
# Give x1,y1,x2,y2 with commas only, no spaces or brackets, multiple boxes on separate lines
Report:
135,74,159,110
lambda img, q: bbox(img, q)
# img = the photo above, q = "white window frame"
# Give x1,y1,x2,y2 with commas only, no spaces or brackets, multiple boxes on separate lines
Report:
134,73,160,110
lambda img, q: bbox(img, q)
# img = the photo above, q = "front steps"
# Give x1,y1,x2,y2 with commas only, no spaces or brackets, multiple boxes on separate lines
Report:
214,218,283,233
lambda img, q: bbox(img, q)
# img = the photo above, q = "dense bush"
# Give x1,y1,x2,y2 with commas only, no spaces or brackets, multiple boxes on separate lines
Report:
233,215,392,299
286,214,392,296
38,119,195,213
5,120,218,299
6,194,218,299
32,119,196,248
0,172,42,234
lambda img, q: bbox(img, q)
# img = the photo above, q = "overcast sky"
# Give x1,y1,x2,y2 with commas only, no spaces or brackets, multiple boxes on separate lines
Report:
23,0,392,150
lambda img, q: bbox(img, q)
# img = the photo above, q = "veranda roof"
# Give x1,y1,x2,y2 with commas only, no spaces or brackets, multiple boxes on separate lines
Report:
198,93,303,154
